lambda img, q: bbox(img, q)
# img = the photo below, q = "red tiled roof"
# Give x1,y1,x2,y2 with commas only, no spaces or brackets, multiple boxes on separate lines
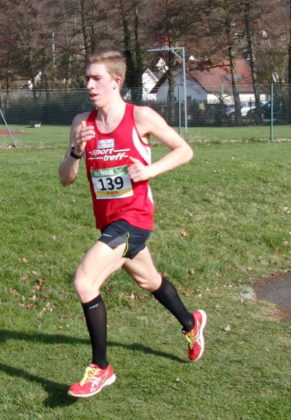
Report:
189,59,253,92
151,59,254,93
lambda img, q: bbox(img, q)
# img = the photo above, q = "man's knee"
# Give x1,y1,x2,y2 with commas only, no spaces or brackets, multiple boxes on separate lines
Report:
135,273,162,292
73,266,100,300
73,272,87,295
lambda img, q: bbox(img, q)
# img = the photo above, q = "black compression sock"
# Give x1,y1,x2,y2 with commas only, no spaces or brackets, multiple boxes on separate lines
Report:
82,295,108,369
152,277,194,332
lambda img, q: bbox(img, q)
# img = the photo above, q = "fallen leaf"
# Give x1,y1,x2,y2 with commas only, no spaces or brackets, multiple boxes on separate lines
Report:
160,272,170,278
19,303,35,310
182,289,192,296
33,278,45,291
30,271,39,276
222,324,231,332
9,288,21,297
125,292,136,299
39,301,57,316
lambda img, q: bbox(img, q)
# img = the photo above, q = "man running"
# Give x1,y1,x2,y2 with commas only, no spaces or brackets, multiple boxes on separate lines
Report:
59,49,207,398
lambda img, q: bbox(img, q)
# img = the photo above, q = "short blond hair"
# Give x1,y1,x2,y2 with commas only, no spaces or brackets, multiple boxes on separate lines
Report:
87,50,126,83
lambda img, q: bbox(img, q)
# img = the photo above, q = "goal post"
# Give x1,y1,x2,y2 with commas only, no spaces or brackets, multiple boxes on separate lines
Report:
0,108,16,148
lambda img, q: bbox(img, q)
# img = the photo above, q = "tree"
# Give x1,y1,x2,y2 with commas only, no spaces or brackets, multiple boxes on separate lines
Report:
117,0,144,103
288,0,291,121
1,0,291,101
145,0,200,123
0,0,53,89
0,1,15,90
198,0,246,123
242,0,262,121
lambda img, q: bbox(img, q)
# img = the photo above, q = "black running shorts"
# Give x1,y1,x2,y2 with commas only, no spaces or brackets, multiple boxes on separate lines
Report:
98,220,151,259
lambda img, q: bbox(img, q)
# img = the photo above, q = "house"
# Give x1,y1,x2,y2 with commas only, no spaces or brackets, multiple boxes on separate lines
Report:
142,68,159,100
150,58,264,105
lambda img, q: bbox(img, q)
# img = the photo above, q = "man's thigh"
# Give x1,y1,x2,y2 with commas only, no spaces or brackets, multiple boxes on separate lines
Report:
76,240,126,286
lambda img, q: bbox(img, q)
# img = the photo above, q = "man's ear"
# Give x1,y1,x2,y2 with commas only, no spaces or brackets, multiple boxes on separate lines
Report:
113,76,123,89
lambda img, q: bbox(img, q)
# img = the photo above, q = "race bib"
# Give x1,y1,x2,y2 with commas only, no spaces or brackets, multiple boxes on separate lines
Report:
91,166,133,199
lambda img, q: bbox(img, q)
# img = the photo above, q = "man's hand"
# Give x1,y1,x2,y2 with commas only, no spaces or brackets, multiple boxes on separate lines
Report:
128,156,152,182
59,117,94,186
73,121,95,155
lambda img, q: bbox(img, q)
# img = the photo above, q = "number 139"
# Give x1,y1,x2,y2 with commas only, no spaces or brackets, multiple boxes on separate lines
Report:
98,176,124,191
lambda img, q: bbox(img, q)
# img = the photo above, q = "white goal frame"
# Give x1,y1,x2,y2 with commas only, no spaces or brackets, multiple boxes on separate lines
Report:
0,108,16,147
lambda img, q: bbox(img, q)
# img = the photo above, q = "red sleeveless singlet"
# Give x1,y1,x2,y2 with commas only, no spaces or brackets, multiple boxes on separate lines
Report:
85,103,154,230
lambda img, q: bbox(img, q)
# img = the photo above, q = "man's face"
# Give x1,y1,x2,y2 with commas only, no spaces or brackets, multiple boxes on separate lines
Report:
85,63,119,108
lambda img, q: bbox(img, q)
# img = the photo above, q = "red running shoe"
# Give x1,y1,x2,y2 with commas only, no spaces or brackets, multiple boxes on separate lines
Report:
68,363,116,398
183,310,207,361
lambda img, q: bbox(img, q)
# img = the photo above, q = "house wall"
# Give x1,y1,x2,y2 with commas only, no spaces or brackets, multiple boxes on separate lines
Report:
142,69,158,101
155,69,207,102
207,93,268,105
153,67,266,105
207,93,256,104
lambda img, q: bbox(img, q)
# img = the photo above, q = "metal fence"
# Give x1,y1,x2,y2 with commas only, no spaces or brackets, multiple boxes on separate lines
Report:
1,84,291,139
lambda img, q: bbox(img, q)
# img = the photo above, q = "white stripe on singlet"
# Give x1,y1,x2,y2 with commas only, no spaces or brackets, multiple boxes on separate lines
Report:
132,127,151,165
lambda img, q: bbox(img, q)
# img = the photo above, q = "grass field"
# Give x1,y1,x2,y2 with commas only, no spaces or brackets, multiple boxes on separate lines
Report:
0,122,291,148
0,125,291,419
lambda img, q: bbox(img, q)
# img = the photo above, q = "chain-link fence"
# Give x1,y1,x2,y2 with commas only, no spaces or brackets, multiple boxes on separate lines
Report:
0,89,92,126
0,84,291,145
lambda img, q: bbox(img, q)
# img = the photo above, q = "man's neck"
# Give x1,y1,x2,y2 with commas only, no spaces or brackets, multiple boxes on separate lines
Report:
97,99,126,133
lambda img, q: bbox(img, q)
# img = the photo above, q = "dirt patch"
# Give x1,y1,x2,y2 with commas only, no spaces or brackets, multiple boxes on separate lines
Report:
254,271,291,322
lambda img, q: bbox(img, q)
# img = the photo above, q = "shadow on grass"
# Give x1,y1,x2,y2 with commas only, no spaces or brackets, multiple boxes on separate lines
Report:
109,341,186,364
0,329,88,345
0,362,77,408
0,329,185,363
0,329,186,407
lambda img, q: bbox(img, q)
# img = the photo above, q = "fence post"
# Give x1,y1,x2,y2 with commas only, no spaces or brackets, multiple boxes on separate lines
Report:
178,85,181,134
270,84,274,141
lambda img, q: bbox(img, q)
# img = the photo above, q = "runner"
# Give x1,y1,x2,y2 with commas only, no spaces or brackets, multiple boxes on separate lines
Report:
59,49,207,398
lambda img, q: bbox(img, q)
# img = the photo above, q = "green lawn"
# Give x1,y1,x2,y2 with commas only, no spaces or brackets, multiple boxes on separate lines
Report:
0,128,290,419
185,124,291,142
0,122,291,148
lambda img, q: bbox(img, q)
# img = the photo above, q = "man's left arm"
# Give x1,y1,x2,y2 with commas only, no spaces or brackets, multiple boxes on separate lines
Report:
128,106,194,183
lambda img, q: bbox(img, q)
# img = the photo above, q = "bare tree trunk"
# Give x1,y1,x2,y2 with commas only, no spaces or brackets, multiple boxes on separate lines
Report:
244,0,262,122
5,52,11,91
288,0,291,122
119,0,134,90
4,13,13,91
133,1,143,104
61,0,71,88
80,0,90,62
119,0,143,104
225,16,242,125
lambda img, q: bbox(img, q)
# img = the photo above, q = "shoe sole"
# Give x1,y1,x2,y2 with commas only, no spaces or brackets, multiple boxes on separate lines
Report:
68,373,116,398
193,309,207,361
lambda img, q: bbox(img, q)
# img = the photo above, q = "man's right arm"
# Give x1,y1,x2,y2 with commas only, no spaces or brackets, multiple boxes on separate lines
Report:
59,112,93,187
